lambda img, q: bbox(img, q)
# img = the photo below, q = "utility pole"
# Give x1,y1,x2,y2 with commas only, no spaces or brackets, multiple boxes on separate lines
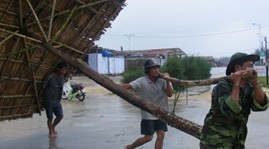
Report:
253,23,262,51
253,23,263,65
265,36,268,85
124,34,134,50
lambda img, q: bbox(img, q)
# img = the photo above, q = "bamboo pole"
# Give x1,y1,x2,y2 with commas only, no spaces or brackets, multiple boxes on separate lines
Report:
53,41,87,55
0,22,19,29
51,6,77,42
0,103,34,109
0,113,33,121
0,27,41,43
159,70,257,87
0,95,34,99
0,45,39,57
48,0,56,40
0,31,18,46
26,0,109,27
0,76,42,83
0,27,84,57
26,0,48,42
17,0,41,115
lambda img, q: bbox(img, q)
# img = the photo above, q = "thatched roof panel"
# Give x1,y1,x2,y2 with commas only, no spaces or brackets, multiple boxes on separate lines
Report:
0,0,126,121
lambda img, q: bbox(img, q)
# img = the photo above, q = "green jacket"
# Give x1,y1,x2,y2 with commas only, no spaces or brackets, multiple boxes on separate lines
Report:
200,78,268,149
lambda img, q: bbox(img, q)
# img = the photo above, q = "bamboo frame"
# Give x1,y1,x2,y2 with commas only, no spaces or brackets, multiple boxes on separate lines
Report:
0,23,19,29
0,31,18,46
0,76,42,83
0,45,39,57
48,0,56,40
0,27,41,43
0,0,15,21
26,0,109,27
51,5,77,42
26,0,48,42
53,41,87,55
0,95,34,99
0,0,127,123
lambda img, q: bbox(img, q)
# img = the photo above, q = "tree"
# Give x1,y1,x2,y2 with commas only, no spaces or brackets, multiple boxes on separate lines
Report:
161,55,184,79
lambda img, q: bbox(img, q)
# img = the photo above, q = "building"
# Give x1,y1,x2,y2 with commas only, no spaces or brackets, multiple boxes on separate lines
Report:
88,47,187,74
88,49,125,75
117,48,187,70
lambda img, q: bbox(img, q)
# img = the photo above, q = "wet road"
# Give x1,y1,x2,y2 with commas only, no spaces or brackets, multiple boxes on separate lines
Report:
0,76,269,149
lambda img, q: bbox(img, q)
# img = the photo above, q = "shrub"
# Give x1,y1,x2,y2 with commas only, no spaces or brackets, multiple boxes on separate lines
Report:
182,56,211,80
121,55,211,83
121,68,144,83
161,55,184,79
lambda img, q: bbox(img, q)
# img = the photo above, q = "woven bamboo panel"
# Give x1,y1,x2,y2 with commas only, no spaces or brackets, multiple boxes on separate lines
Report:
0,0,126,121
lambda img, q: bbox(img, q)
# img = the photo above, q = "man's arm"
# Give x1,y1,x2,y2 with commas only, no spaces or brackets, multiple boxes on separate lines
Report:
159,72,173,97
120,83,133,90
165,81,173,97
251,79,266,105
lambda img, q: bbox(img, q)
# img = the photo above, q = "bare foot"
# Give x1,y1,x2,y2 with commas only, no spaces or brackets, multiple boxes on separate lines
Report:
49,133,57,138
53,128,58,135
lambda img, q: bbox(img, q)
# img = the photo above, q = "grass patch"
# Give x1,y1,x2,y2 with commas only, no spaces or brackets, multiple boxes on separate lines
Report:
258,77,269,88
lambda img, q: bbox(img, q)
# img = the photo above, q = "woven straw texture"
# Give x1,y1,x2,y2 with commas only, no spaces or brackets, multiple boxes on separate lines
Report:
0,0,126,121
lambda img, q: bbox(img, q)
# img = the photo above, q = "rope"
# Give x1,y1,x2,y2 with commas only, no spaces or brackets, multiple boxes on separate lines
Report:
171,85,188,115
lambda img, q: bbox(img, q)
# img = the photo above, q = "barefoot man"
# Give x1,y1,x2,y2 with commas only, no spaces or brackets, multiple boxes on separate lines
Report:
39,62,68,138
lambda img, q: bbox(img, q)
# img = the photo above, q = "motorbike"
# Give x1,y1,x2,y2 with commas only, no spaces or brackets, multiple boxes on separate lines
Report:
62,81,86,101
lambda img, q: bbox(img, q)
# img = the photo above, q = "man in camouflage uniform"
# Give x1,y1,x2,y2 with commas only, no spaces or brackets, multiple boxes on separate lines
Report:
200,52,269,149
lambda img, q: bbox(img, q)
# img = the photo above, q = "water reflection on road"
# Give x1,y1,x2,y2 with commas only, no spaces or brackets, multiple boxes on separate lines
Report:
1,69,269,149
0,88,205,149
0,90,261,149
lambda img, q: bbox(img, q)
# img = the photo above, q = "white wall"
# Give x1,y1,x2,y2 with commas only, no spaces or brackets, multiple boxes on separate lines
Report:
88,53,125,74
88,53,98,72
255,66,266,77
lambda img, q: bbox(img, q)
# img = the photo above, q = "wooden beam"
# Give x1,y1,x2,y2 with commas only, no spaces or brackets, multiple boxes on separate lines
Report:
42,42,202,140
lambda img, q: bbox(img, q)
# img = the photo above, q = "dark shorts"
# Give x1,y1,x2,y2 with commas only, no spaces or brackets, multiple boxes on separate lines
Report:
44,104,63,119
140,119,168,135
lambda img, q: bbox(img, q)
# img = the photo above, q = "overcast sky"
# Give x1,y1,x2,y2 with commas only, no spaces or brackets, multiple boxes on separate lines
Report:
95,0,269,58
